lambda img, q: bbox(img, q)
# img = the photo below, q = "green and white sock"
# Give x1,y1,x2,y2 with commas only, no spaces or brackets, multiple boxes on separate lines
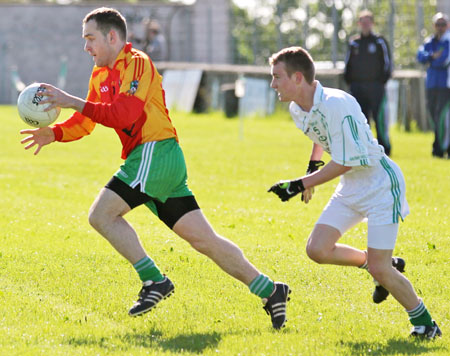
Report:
359,251,368,270
407,300,433,327
249,274,274,299
133,256,164,283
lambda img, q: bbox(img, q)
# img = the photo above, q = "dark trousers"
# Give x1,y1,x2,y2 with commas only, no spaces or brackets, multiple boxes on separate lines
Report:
350,82,391,155
426,88,450,157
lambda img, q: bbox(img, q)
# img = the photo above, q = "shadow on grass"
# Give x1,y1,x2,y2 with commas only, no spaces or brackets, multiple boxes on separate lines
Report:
342,338,447,355
65,328,222,354
158,332,221,353
125,328,222,353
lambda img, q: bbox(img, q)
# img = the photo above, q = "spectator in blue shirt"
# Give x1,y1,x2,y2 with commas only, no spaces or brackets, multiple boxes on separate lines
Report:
417,12,450,158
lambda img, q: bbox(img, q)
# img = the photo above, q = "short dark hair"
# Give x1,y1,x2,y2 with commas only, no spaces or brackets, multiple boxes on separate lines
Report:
83,7,127,41
269,46,315,84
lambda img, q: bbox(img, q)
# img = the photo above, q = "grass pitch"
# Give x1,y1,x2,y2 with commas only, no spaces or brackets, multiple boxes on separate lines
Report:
0,106,449,355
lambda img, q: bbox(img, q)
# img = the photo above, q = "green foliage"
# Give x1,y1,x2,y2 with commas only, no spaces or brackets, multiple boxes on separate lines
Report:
0,0,172,3
231,0,438,68
1,106,449,355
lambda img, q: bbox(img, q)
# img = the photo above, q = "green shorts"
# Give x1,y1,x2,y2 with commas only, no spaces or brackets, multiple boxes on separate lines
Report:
115,138,193,215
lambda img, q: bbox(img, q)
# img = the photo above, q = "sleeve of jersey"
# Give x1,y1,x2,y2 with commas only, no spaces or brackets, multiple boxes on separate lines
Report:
52,75,98,142
329,103,370,167
81,57,152,129
444,36,450,67
343,43,353,84
430,40,450,68
417,43,432,64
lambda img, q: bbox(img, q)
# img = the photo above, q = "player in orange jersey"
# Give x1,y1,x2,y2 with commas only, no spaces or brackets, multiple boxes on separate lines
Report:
19,7,289,329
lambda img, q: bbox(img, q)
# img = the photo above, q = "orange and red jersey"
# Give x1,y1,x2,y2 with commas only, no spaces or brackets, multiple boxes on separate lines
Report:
51,43,178,159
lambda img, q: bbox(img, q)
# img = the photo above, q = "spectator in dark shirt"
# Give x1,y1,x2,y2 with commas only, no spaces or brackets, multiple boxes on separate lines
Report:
143,20,168,62
345,10,392,156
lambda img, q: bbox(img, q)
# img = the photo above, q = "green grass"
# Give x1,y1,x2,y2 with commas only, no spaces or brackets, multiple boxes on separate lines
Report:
0,106,449,355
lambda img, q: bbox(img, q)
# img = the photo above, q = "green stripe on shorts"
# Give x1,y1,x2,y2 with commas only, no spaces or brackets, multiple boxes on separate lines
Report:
115,138,193,209
380,157,402,223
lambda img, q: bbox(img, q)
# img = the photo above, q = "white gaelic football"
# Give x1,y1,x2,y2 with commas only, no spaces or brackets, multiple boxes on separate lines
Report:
17,83,61,128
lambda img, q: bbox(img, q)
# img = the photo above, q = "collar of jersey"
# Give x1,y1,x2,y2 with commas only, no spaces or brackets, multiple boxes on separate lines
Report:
291,81,324,115
289,81,324,133
112,42,133,71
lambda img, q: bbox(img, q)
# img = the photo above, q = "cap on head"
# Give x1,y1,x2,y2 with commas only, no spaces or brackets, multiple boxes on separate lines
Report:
432,12,449,24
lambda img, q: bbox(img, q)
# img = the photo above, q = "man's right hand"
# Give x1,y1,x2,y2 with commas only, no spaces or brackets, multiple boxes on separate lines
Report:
20,127,55,155
432,49,443,59
268,179,305,202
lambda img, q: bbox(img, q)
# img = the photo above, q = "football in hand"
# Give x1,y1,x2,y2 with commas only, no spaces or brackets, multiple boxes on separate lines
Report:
17,83,60,128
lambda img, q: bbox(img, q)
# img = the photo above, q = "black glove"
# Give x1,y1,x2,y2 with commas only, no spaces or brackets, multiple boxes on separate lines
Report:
301,160,324,202
268,179,305,202
306,160,325,174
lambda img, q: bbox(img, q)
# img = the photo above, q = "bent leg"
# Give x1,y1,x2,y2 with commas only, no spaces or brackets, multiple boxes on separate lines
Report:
367,248,419,310
89,187,147,264
306,224,366,266
172,207,290,329
308,197,366,266
172,209,259,285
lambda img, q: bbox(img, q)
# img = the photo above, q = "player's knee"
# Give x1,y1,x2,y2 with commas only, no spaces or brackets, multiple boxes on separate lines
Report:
88,206,107,232
189,238,211,254
188,232,236,258
88,209,100,230
367,263,391,284
182,231,215,255
306,243,328,264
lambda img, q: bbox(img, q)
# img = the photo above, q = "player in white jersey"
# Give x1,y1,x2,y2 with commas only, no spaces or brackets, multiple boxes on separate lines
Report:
267,46,440,339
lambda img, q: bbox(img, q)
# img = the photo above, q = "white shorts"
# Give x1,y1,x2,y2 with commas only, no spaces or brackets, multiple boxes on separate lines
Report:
316,198,399,249
316,156,409,249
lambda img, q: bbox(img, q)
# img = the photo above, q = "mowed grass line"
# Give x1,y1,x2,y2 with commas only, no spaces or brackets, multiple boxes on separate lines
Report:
0,105,449,355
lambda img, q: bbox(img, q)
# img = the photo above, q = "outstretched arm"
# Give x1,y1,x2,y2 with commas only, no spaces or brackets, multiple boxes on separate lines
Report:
19,83,86,155
39,83,86,112
268,160,351,202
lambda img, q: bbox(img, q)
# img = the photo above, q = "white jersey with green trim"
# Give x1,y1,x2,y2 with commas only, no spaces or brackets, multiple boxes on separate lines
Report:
289,81,385,167
290,82,409,225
